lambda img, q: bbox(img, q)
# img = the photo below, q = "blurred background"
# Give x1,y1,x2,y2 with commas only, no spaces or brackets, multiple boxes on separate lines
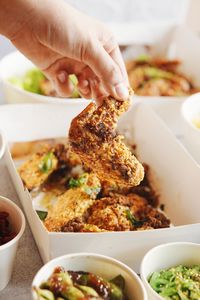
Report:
1,0,200,103
0,0,200,59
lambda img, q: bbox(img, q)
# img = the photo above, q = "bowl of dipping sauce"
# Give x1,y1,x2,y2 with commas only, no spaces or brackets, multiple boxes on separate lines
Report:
0,196,25,290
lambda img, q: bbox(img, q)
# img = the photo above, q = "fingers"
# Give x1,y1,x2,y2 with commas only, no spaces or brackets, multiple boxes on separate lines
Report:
83,42,129,101
109,46,129,86
77,67,107,102
42,57,86,97
55,70,74,97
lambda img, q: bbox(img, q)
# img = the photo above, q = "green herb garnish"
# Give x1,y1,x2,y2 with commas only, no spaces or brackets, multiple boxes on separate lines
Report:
149,265,200,300
126,209,146,227
36,210,48,220
110,275,125,291
68,173,88,188
38,152,54,173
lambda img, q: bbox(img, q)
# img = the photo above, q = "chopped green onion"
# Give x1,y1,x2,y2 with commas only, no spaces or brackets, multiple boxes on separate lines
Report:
36,210,48,221
126,209,146,227
68,173,88,188
38,152,54,173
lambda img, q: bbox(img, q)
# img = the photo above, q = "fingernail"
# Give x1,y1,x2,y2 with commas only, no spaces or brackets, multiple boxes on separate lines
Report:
57,71,67,83
115,83,129,100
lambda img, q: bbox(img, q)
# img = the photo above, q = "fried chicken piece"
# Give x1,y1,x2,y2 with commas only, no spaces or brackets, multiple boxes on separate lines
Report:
54,143,82,167
69,95,144,187
44,173,101,231
44,189,94,232
61,217,106,232
60,193,170,232
18,151,58,190
87,193,170,232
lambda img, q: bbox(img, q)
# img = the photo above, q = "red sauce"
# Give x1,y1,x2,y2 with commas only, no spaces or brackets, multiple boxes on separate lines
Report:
0,211,16,246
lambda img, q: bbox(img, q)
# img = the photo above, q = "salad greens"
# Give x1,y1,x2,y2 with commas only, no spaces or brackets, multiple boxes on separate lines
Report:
69,74,79,98
149,264,200,300
35,267,128,300
9,68,80,98
9,68,45,94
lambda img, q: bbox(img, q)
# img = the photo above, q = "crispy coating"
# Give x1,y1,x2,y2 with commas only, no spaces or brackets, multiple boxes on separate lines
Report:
44,189,94,232
61,193,170,232
18,152,58,190
69,95,144,187
44,173,101,231
54,143,82,167
18,143,82,191
87,194,146,231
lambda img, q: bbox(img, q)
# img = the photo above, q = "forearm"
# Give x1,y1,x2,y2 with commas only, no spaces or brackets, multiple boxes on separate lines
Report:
0,0,38,39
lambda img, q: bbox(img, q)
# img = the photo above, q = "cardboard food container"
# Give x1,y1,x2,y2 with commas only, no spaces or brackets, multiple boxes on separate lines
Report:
0,103,200,272
122,26,200,104
121,25,200,105
120,25,200,137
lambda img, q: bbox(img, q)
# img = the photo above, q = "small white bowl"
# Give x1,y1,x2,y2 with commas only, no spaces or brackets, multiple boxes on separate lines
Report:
181,93,200,164
0,51,90,106
0,196,26,291
140,242,200,300
32,253,147,300
0,131,6,160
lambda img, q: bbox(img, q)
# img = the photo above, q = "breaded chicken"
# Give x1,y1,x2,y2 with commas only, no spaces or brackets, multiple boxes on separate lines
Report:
54,143,82,167
44,173,101,231
87,194,145,231
44,189,94,231
18,151,58,190
87,193,170,231
18,143,81,191
61,193,170,232
69,95,144,187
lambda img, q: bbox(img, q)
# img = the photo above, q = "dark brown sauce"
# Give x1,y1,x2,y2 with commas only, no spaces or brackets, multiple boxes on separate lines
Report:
0,211,16,245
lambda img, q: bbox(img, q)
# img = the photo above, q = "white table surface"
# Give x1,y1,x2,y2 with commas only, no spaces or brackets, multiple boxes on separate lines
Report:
0,91,43,299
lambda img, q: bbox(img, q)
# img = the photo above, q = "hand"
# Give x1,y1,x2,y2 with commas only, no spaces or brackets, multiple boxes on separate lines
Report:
0,0,129,102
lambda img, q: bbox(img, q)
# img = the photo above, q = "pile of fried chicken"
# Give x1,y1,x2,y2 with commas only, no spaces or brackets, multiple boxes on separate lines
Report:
18,93,170,232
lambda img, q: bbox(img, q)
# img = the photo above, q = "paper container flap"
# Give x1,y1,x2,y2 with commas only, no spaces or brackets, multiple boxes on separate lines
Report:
118,103,200,225
48,223,200,269
0,103,87,142
147,26,200,86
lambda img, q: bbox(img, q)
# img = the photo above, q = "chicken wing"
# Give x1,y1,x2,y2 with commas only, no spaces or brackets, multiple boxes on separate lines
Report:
69,95,144,187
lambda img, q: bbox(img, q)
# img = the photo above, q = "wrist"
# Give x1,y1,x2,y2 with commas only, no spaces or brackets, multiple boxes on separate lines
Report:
0,0,37,39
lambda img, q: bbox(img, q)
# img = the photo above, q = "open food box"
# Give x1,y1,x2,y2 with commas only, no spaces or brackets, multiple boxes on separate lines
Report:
121,26,200,100
119,25,200,136
0,103,199,272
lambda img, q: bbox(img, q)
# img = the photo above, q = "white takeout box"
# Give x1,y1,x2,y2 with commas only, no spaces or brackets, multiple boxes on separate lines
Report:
0,103,199,272
121,25,200,136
